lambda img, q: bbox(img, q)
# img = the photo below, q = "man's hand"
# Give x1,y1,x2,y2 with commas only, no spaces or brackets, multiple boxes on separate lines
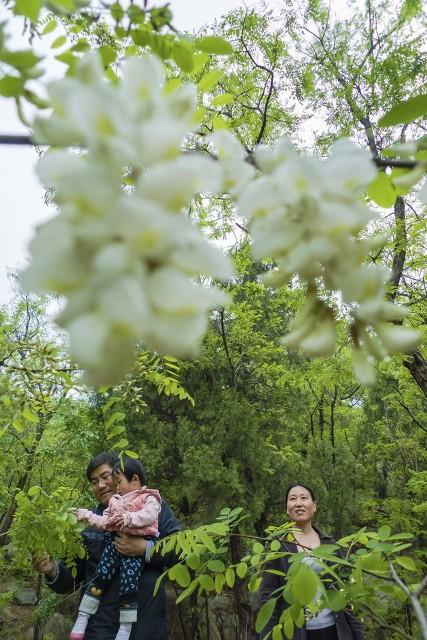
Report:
31,553,57,579
113,533,148,557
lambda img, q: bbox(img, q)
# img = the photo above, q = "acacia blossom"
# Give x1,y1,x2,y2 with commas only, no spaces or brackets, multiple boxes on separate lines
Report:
23,53,232,385
211,134,420,383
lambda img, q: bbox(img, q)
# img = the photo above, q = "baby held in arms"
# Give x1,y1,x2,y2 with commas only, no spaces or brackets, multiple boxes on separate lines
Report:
70,458,161,640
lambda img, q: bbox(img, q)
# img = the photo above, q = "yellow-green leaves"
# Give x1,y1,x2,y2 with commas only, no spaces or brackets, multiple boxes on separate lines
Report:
51,35,67,49
211,93,234,107
255,597,277,632
0,76,24,97
394,556,416,571
169,563,191,587
0,49,41,69
195,36,233,56
292,564,319,605
198,69,222,92
14,0,41,22
172,41,194,73
379,94,427,127
367,172,396,207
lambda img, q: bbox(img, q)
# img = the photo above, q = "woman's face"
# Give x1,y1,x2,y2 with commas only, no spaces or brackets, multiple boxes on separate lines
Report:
286,485,316,524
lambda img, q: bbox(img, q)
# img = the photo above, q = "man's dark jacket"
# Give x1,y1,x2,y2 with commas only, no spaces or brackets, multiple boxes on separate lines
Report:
46,500,180,640
258,527,365,640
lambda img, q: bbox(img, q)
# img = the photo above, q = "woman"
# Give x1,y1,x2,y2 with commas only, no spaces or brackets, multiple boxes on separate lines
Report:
258,484,364,640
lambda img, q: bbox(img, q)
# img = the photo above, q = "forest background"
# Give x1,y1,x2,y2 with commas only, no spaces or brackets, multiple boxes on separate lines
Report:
0,0,426,639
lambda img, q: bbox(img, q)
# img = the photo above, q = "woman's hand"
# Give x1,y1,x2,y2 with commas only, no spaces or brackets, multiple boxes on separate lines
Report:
113,533,148,556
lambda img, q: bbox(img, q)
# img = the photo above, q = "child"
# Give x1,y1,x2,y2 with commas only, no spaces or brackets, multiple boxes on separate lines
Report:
70,458,162,640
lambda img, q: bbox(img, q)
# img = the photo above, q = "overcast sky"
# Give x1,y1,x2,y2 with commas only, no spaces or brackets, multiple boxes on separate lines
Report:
0,0,262,303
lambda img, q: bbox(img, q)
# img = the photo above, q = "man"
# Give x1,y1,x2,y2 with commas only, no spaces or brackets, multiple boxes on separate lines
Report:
33,452,180,640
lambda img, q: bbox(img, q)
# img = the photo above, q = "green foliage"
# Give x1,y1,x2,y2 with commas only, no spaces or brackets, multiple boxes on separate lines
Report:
367,172,397,208
153,511,424,639
10,485,85,574
379,94,427,127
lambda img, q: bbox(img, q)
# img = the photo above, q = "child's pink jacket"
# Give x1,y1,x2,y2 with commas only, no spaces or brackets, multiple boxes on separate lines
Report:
77,487,161,536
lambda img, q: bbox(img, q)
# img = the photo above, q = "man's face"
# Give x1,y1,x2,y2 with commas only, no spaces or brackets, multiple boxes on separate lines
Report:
89,463,117,506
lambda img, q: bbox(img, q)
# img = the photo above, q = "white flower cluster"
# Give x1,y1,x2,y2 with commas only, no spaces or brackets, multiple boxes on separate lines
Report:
23,54,232,385
211,135,420,383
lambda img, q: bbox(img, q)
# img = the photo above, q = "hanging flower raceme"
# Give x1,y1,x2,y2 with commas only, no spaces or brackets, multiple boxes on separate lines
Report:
210,135,420,383
22,54,233,386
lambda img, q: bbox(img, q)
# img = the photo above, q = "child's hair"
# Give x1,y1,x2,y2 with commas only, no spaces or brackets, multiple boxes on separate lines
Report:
114,457,146,486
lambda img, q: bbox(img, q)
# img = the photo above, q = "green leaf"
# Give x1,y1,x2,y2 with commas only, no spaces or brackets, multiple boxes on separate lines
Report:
212,115,229,130
270,539,281,551
23,407,39,423
112,438,129,449
1,395,11,406
28,485,41,497
107,425,126,440
164,77,182,95
327,590,347,611
378,525,391,540
215,573,225,593
42,19,57,34
99,46,116,67
198,69,222,92
283,613,294,640
236,562,248,578
292,565,318,605
110,2,125,21
272,624,283,640
196,36,233,55
256,598,277,632
172,42,194,73
106,411,126,428
211,93,234,107
191,52,209,74
225,567,235,588
170,563,191,587
51,35,67,50
186,554,201,570
124,449,139,459
367,172,396,208
48,0,74,12
198,574,215,592
175,579,198,603
253,542,264,554
379,94,427,127
198,531,217,553
207,559,226,573
12,415,25,432
14,0,41,22
395,556,416,571
390,168,413,196
55,51,77,70
0,50,40,69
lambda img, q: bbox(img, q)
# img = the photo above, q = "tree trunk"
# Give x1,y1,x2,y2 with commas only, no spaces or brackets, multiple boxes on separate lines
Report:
230,532,252,640
403,349,427,399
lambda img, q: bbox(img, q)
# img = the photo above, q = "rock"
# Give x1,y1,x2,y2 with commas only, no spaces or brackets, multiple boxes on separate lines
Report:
14,586,38,605
42,612,73,640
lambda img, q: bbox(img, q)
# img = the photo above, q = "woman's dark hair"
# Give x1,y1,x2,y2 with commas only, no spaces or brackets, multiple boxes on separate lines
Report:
285,483,316,502
114,457,146,486
86,452,120,481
